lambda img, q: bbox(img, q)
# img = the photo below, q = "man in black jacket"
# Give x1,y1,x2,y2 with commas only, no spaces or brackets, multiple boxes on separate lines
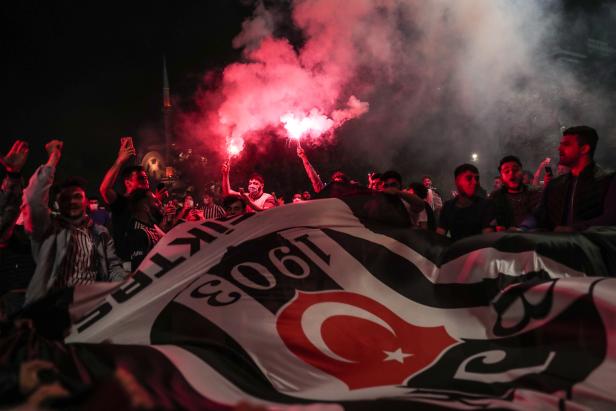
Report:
536,126,616,231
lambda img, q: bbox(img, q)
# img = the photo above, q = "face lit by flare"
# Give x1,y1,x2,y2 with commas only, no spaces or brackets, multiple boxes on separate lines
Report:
247,178,264,198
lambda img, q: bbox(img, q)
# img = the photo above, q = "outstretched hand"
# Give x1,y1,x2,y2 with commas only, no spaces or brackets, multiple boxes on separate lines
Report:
221,160,230,175
117,136,136,164
2,140,29,173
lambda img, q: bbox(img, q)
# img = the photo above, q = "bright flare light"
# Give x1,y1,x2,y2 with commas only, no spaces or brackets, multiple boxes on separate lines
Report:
227,136,245,157
281,109,334,142
471,153,478,162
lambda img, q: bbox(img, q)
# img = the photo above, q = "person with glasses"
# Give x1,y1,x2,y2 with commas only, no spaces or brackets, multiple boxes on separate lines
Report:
436,164,495,241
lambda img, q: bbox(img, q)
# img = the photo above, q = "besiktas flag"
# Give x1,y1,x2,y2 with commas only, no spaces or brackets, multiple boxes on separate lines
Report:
18,196,616,409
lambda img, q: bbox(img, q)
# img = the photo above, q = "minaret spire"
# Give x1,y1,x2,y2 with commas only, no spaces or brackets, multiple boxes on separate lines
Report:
162,55,172,164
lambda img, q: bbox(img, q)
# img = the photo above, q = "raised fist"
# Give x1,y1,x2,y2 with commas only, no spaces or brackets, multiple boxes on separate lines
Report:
45,140,63,155
2,140,29,173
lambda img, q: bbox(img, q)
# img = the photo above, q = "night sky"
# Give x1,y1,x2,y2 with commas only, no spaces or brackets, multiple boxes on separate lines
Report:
3,1,252,194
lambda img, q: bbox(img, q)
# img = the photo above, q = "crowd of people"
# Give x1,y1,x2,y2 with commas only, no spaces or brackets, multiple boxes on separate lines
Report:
0,124,615,407
2,126,616,314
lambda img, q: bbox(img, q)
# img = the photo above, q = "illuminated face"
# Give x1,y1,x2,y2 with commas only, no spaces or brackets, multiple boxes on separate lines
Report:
225,200,244,217
301,191,311,201
455,171,479,198
422,177,432,188
292,194,302,203
493,177,503,191
125,171,150,193
247,179,264,197
499,161,522,191
88,199,99,212
558,134,586,168
59,187,88,219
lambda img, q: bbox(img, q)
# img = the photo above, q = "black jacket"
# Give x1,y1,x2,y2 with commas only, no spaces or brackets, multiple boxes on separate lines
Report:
536,163,616,230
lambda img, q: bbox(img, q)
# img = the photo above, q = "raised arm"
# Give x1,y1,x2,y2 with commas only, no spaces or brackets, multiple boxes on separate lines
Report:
0,140,29,243
22,140,63,241
221,160,240,196
100,137,136,205
297,147,324,193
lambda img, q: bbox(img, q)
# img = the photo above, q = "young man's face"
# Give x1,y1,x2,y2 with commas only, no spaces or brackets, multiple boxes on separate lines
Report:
225,200,244,217
88,199,99,212
455,171,479,198
493,177,503,191
247,179,263,197
499,161,523,191
125,171,150,193
59,187,88,219
558,134,587,168
422,177,432,188
202,194,213,206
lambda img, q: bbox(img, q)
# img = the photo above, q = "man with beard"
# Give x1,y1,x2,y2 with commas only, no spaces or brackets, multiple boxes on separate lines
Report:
125,189,165,271
536,126,616,231
221,161,276,212
22,140,127,303
490,156,542,231
437,164,495,241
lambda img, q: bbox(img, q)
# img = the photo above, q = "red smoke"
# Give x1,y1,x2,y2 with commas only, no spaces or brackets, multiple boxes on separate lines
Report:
189,1,370,156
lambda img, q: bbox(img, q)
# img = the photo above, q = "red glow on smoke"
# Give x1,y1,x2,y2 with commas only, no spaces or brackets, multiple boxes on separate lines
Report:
186,2,373,156
280,109,334,142
226,136,245,157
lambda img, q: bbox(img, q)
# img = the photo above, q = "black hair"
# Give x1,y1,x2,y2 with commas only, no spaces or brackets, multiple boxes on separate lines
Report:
248,173,264,184
454,163,479,177
563,125,599,157
498,155,522,171
222,195,245,210
381,170,402,185
58,176,87,191
409,182,428,199
121,165,145,181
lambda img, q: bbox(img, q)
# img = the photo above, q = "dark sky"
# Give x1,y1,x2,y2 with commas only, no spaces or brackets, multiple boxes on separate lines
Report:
2,1,251,192
3,1,615,197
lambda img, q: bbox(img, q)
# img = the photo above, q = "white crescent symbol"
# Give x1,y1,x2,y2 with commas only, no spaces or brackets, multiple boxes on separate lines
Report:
300,302,397,363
